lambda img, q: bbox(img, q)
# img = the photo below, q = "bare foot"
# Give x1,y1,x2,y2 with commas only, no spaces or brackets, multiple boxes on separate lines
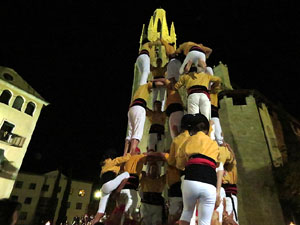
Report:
91,212,104,225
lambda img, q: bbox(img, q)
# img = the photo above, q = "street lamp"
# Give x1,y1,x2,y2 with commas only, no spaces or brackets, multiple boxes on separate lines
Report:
94,190,101,199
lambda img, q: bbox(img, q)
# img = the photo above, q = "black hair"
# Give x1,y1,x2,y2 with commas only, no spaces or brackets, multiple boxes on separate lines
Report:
169,42,175,46
180,114,194,131
154,100,162,105
190,113,209,135
0,198,21,225
189,66,198,72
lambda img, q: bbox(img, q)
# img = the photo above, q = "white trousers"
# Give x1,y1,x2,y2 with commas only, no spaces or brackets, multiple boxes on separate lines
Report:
141,203,163,225
167,58,182,81
211,117,224,145
225,194,239,224
97,172,130,213
180,180,216,225
148,133,165,152
136,54,150,85
169,111,184,139
152,87,166,110
205,67,214,75
120,189,139,217
126,106,146,141
169,197,183,216
179,51,206,74
187,93,211,120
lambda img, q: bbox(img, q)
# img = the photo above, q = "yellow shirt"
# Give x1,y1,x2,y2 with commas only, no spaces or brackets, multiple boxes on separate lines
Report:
165,79,183,109
167,130,191,171
210,93,218,107
218,146,235,166
123,154,147,176
100,154,131,175
151,66,167,78
223,161,238,185
174,72,221,91
182,131,220,162
146,110,167,126
160,38,176,56
210,82,222,107
175,41,212,58
167,165,181,188
131,82,153,103
140,175,166,193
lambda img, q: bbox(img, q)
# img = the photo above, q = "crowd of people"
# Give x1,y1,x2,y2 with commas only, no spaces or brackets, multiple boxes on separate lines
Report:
91,38,239,225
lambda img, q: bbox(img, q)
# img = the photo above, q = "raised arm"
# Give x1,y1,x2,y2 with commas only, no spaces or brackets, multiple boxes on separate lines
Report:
112,154,131,166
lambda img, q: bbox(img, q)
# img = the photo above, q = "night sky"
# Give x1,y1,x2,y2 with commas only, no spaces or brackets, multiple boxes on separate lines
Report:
1,1,299,182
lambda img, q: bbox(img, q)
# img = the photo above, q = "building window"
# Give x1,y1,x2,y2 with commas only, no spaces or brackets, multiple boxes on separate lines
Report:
42,184,49,192
19,212,28,220
10,195,18,201
12,96,24,111
78,189,85,197
0,121,15,141
25,102,35,116
15,181,23,189
58,186,62,193
67,202,71,208
0,90,12,105
3,73,14,81
29,183,36,190
0,148,4,165
38,197,51,207
24,197,32,205
232,96,247,105
76,202,82,210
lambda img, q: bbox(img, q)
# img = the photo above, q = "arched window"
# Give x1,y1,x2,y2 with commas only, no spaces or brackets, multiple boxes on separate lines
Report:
12,96,24,111
25,102,35,116
0,90,12,105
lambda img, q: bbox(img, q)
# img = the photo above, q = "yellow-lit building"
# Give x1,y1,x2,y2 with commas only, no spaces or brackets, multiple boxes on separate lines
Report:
0,66,49,198
10,170,93,225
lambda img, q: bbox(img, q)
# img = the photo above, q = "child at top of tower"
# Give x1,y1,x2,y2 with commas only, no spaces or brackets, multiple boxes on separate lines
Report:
136,38,161,85
175,41,212,74
173,66,221,120
150,58,168,110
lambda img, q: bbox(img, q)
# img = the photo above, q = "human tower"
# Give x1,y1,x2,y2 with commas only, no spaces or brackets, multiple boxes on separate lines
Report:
92,13,239,225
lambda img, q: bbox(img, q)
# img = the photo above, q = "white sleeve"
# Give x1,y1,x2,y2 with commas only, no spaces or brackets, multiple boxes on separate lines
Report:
216,162,224,172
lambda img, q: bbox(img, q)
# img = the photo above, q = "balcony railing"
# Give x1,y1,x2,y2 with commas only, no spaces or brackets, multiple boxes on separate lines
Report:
0,130,26,148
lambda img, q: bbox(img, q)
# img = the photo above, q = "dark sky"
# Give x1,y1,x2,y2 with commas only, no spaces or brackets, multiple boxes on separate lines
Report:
1,1,299,181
